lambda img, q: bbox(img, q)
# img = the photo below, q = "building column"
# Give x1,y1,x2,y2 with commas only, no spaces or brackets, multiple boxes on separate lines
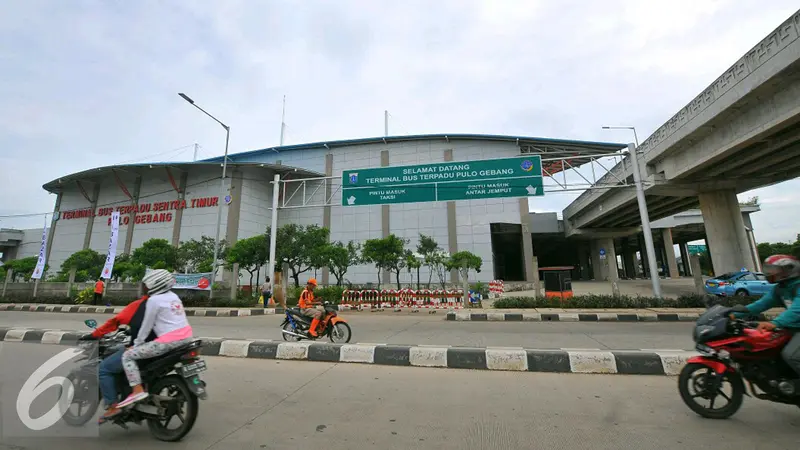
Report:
224,170,243,285
661,228,680,278
123,177,142,255
623,250,636,279
321,153,333,286
638,233,649,278
578,244,590,280
699,189,755,275
444,149,459,284
381,150,392,285
519,198,535,283
83,183,102,250
590,238,618,281
741,214,762,272
679,242,691,277
45,192,62,268
171,171,189,247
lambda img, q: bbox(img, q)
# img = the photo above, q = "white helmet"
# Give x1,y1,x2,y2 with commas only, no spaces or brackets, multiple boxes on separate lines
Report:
142,269,175,295
762,254,800,284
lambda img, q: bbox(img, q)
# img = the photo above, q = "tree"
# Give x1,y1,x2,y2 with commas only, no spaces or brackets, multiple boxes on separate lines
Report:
59,249,105,281
273,224,330,287
446,251,483,307
403,250,422,289
361,234,407,288
132,239,178,272
178,236,227,273
226,234,269,289
428,250,450,289
111,254,146,282
4,257,42,281
417,234,442,287
322,241,361,286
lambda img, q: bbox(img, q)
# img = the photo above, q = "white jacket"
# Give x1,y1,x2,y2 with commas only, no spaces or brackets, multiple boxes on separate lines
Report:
134,291,191,346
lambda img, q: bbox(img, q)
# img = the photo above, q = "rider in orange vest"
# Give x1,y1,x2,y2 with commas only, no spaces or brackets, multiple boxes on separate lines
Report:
298,278,322,336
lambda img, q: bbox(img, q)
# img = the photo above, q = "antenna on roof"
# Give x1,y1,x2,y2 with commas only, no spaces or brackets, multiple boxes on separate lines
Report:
384,110,389,137
280,95,286,146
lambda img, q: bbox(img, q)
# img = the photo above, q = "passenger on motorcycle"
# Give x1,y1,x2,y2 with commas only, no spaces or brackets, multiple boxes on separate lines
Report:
736,254,800,388
117,269,194,409
80,290,157,424
298,278,322,337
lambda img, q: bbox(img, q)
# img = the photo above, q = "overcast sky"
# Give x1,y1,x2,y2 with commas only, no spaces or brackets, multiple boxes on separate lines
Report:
1,0,799,245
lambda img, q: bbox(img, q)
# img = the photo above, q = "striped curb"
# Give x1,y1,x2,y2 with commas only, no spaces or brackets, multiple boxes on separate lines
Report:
446,311,780,322
0,327,695,376
0,304,277,317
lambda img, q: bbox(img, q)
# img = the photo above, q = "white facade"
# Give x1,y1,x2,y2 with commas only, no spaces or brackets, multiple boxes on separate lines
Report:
16,135,625,286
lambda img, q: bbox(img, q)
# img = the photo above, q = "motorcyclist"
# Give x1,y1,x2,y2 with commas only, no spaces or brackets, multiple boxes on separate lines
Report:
736,254,800,389
79,287,157,424
298,278,322,337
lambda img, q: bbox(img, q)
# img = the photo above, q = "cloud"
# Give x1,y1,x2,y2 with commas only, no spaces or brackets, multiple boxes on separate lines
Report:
0,0,798,244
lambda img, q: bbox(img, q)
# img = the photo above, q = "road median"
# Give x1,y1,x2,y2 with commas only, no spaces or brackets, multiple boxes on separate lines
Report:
0,326,694,376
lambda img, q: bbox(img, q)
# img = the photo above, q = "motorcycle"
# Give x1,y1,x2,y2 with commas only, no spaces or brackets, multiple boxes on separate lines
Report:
60,319,208,442
678,303,800,419
281,302,352,343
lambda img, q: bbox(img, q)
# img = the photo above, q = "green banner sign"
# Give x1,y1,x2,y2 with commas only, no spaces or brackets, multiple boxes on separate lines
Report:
342,155,544,206
687,244,707,255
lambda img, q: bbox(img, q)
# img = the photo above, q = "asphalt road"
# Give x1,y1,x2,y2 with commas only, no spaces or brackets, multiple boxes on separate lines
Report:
0,311,695,350
0,342,797,450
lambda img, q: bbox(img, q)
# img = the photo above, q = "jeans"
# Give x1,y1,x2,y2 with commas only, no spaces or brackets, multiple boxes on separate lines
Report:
782,332,800,377
99,348,124,406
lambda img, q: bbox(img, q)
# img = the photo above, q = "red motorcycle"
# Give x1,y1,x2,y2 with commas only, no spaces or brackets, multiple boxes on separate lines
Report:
678,303,799,419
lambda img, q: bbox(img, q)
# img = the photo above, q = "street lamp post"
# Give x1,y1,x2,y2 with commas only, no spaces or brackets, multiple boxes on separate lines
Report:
179,93,230,299
602,126,662,298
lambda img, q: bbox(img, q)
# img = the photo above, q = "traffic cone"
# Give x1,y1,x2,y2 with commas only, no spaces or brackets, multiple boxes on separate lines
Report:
267,296,276,307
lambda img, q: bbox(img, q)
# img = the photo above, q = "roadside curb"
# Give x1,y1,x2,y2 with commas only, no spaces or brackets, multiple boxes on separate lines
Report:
0,304,277,317
446,311,780,322
0,326,695,376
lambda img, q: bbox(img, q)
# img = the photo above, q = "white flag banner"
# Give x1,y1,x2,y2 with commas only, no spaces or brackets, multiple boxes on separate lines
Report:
101,211,121,279
31,223,48,280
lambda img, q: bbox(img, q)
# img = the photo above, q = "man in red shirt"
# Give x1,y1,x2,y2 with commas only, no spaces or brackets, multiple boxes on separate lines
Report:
93,278,105,306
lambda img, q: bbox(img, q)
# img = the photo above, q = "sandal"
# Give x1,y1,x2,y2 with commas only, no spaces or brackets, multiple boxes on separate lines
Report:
98,407,122,425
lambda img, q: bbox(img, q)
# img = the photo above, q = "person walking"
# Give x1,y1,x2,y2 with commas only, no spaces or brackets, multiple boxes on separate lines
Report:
93,278,105,306
260,277,272,307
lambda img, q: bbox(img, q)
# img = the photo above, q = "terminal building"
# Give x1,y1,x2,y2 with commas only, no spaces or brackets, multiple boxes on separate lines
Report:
0,133,763,286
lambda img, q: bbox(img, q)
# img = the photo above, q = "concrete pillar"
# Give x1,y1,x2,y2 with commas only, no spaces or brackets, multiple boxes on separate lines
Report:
83,183,102,250
224,170,243,285
679,242,691,277
578,244,590,280
638,233,649,278
661,228,679,279
171,171,189,247
123,177,142,255
698,190,755,275
2,268,11,298
623,250,637,279
519,198,536,283
444,149,459,285
742,213,762,271
590,238,618,281
690,254,704,295
45,192,62,269
321,153,333,286
381,150,392,286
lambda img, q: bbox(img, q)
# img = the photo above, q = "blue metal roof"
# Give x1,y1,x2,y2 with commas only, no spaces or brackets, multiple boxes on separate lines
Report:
202,133,628,163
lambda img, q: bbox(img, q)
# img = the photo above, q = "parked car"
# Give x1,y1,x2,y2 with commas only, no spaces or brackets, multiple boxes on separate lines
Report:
704,271,774,297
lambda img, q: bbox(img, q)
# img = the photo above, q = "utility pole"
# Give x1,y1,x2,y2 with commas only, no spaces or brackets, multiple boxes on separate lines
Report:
193,143,199,162
384,110,388,137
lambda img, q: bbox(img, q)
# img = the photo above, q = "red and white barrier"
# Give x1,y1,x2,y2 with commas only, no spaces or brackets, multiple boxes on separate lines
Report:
339,288,467,311
489,280,505,298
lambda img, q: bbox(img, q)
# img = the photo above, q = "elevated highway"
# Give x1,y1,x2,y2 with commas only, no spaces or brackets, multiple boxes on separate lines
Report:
564,10,800,275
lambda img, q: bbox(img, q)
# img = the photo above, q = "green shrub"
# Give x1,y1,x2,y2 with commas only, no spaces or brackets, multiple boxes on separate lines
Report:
492,294,760,309
75,287,95,305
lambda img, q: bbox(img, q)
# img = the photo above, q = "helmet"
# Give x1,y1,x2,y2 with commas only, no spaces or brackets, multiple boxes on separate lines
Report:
307,278,318,287
762,254,800,284
142,269,176,295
